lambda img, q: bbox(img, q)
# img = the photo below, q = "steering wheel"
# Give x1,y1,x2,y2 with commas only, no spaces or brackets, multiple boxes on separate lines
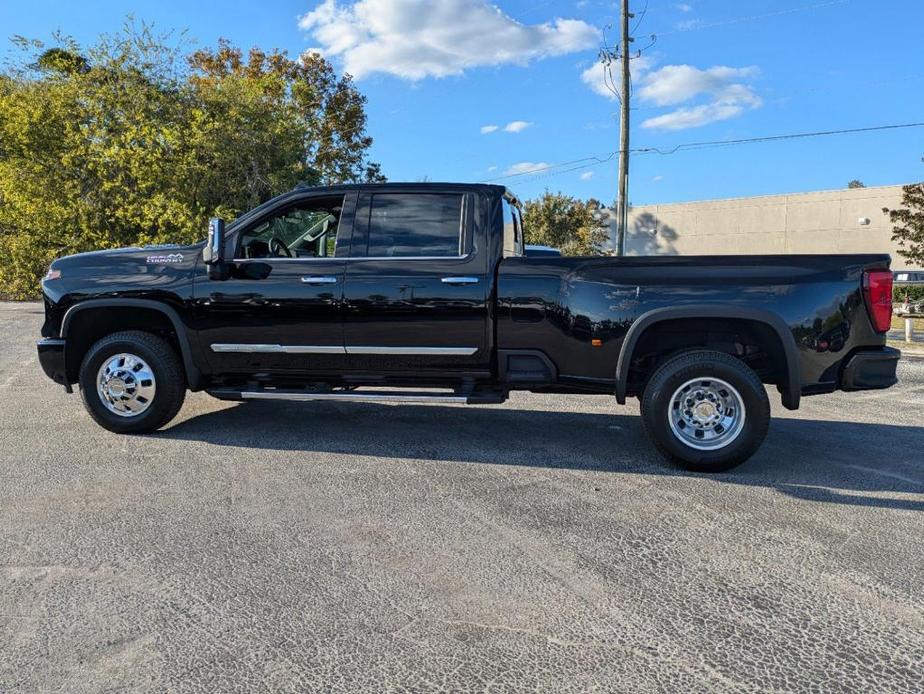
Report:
268,236,293,258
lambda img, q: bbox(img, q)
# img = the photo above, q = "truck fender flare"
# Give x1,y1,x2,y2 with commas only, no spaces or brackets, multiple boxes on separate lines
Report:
61,298,202,390
615,305,801,410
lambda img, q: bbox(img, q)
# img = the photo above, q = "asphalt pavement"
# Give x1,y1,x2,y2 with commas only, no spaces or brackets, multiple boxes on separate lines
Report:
1,301,923,693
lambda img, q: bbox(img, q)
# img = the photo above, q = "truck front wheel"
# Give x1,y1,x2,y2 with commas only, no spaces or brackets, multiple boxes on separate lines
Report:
640,350,770,472
78,330,186,434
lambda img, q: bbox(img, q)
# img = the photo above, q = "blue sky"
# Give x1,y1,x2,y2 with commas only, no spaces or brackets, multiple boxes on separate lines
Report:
3,0,923,204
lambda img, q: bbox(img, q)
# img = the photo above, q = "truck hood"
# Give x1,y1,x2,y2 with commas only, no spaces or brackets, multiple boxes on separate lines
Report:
45,243,204,303
51,243,201,271
53,243,196,263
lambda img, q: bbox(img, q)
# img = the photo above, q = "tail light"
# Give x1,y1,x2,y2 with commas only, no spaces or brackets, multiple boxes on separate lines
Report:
862,270,892,333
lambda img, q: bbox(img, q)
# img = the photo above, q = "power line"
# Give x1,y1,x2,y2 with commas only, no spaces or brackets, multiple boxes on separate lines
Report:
638,121,924,155
513,0,560,19
485,121,924,183
499,157,620,186
631,0,650,35
654,0,851,36
485,154,617,182
626,71,924,113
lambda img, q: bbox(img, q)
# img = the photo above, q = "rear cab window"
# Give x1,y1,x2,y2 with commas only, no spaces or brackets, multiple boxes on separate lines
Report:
359,193,465,258
502,193,525,257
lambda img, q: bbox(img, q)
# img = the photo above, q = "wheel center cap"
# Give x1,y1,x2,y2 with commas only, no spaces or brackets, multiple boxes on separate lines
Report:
693,401,716,422
108,378,126,396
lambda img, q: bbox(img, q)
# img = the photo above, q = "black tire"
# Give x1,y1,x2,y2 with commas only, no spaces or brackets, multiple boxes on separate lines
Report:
640,350,770,472
79,330,186,434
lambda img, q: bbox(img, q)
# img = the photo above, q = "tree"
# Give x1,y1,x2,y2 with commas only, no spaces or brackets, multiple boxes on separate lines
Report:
186,41,385,201
884,183,924,267
848,179,865,189
521,191,609,255
0,23,383,299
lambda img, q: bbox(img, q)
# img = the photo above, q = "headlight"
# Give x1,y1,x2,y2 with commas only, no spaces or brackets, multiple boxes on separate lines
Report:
44,267,61,281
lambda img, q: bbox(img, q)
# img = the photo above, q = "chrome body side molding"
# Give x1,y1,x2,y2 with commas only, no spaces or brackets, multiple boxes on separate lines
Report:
211,344,346,354
211,344,478,356
345,346,478,355
239,391,468,403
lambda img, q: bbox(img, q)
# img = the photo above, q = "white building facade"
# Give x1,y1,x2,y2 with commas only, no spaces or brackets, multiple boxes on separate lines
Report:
612,184,915,269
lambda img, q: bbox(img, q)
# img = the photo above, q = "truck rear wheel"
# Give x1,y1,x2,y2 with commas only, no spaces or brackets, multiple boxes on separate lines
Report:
640,350,770,472
78,331,186,434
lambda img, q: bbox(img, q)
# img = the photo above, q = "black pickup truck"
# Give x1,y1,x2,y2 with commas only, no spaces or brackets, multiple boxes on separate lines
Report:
37,182,900,471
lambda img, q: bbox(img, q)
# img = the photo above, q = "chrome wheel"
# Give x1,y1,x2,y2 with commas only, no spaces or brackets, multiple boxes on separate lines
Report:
668,377,745,451
96,353,156,418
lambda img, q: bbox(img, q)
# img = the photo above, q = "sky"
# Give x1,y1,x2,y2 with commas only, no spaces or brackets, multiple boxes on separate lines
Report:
2,0,923,205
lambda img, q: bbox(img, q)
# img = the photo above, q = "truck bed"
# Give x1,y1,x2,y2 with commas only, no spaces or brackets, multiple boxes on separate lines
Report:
496,254,891,402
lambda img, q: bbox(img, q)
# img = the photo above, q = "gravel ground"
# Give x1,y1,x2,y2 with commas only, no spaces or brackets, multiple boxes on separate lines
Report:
1,301,923,693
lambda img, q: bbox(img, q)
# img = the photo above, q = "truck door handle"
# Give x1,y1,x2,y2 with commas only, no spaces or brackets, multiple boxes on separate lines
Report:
441,276,480,285
301,276,338,284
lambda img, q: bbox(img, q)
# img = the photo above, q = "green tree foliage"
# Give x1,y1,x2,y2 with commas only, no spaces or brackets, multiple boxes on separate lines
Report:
847,179,865,189
894,284,924,303
0,23,383,299
883,183,924,267
521,190,609,256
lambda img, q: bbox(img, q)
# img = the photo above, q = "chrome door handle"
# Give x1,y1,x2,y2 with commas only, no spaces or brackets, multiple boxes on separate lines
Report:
441,276,480,285
301,276,338,284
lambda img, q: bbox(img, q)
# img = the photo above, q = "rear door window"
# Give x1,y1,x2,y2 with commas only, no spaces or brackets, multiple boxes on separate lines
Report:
365,193,463,258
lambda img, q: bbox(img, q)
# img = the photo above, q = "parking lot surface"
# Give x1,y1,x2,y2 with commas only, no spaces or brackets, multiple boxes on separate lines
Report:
2,301,923,692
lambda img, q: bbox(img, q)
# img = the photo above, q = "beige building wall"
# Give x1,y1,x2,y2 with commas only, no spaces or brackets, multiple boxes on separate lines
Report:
615,184,914,269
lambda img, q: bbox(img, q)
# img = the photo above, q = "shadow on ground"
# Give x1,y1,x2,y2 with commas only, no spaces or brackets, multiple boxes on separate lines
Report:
158,401,924,512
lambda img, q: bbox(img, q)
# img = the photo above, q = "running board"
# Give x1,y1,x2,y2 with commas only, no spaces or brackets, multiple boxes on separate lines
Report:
207,388,506,405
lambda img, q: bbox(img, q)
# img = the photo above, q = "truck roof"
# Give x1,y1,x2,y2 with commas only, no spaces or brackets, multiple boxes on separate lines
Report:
292,181,507,195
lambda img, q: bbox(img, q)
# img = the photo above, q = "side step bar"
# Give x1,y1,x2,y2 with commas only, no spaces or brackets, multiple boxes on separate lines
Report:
207,388,506,405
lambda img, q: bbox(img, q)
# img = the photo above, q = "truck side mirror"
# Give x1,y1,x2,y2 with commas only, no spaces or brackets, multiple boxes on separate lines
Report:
203,218,229,280
203,218,225,265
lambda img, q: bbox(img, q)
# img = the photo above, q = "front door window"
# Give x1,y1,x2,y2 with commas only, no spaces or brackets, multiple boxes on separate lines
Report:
238,196,344,259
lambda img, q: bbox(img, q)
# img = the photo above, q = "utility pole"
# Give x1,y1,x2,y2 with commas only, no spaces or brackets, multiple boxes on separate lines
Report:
615,0,632,256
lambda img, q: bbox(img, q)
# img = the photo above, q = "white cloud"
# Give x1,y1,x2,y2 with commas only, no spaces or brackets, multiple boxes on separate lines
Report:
504,162,552,176
639,66,761,130
652,175,664,182
579,171,594,180
637,65,759,106
299,0,599,80
675,3,694,11
580,54,655,100
581,56,761,130
581,63,615,99
487,165,498,172
482,120,533,134
673,18,703,31
641,102,748,130
503,120,533,133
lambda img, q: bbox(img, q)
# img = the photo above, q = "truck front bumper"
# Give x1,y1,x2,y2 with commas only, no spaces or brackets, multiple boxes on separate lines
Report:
841,346,901,391
37,338,70,388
